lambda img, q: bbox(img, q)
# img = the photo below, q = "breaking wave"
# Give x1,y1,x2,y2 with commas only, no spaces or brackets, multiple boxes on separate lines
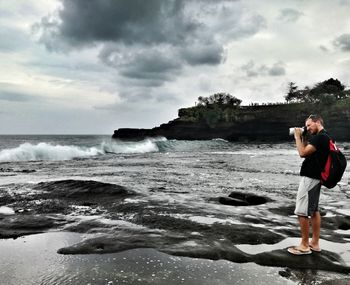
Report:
0,137,167,162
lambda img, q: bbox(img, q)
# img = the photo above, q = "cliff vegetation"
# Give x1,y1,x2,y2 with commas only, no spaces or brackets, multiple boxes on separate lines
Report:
113,78,350,141
178,78,350,127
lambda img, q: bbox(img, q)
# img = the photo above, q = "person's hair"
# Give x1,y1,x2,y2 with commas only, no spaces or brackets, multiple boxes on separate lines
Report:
306,114,324,126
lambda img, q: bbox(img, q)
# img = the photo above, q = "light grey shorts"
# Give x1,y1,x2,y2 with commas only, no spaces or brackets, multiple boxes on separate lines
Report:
294,176,321,217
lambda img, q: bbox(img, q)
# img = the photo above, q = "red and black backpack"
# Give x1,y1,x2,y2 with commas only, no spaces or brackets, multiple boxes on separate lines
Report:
320,138,347,189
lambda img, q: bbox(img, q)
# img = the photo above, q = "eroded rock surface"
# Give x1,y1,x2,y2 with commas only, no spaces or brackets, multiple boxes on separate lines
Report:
219,191,272,206
56,228,350,274
1,178,350,275
0,179,136,239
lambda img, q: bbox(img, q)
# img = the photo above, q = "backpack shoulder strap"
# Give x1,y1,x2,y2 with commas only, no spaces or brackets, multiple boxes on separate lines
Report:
314,131,331,174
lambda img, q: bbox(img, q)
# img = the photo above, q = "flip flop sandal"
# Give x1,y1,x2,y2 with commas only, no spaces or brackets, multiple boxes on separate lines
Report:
287,246,312,255
309,245,321,252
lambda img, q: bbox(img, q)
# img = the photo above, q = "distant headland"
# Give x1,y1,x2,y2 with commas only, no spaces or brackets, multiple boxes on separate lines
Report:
113,78,350,142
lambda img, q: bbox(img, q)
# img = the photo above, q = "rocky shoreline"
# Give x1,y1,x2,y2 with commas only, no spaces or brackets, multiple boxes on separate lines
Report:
1,179,350,277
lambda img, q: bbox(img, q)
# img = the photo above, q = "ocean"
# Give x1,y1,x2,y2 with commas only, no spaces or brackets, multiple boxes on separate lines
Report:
0,135,349,285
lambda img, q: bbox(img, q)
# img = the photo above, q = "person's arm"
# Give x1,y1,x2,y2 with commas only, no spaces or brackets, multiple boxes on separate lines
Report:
294,128,316,158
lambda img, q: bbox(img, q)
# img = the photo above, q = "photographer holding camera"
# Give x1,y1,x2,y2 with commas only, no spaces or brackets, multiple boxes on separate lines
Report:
288,114,330,255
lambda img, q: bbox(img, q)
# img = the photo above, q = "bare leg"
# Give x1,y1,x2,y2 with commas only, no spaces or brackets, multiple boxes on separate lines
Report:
298,215,310,250
288,215,312,254
310,211,321,250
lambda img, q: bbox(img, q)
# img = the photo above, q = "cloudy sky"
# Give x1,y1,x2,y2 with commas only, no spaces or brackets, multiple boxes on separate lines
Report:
1,0,350,134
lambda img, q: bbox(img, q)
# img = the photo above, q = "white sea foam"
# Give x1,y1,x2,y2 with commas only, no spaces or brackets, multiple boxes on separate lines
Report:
0,138,166,162
0,142,102,162
212,138,229,142
101,138,161,154
336,209,350,216
0,206,15,215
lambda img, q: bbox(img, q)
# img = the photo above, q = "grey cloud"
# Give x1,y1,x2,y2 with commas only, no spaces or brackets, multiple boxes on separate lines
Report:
119,53,181,81
154,92,182,104
119,78,166,88
268,62,286,76
0,27,31,52
99,45,182,84
242,61,285,77
95,89,181,111
0,83,45,103
241,61,266,77
35,0,265,102
0,91,33,102
226,14,266,40
278,8,303,22
333,34,350,51
181,42,225,65
319,45,329,52
36,0,194,47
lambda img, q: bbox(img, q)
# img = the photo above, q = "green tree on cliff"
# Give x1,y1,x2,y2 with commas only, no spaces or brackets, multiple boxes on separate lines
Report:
197,93,242,108
285,78,349,104
309,78,346,103
285,82,302,103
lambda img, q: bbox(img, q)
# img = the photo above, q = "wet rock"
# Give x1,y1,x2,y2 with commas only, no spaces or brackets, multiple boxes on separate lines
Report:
135,213,284,244
57,229,252,264
278,268,291,278
322,215,350,231
22,199,70,215
253,249,350,274
57,230,176,255
57,228,350,274
269,205,295,216
163,242,252,263
212,223,283,244
0,194,15,206
319,278,350,285
338,221,350,230
19,169,36,173
229,192,271,205
218,191,271,207
63,219,115,233
35,179,135,199
0,168,13,172
0,179,138,239
0,168,35,173
218,197,249,206
0,214,65,239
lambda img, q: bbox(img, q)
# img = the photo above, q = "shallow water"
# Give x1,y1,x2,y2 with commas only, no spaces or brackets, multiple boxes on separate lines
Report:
0,232,297,285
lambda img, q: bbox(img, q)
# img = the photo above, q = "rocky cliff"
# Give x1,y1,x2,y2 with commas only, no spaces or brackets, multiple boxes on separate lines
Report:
112,100,350,142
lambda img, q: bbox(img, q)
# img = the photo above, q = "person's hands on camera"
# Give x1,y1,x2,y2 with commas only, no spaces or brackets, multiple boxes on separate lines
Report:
294,127,303,140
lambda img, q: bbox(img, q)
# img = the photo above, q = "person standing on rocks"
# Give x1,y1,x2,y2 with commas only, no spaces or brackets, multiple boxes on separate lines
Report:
288,114,330,255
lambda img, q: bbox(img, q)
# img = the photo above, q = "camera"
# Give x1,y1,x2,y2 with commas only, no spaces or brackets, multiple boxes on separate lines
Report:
289,127,307,136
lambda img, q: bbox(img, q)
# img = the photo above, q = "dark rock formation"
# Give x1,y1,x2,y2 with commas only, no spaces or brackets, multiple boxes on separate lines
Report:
35,179,133,199
112,102,350,141
133,214,283,245
219,197,249,206
253,249,350,274
0,180,136,239
2,178,350,275
0,215,66,239
218,191,272,206
57,229,350,274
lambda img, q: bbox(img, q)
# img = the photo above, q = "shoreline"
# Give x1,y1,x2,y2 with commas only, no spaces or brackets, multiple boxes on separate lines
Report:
1,231,350,285
1,139,349,284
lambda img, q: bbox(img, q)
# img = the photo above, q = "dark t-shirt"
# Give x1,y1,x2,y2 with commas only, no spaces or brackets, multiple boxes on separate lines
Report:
300,129,330,179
